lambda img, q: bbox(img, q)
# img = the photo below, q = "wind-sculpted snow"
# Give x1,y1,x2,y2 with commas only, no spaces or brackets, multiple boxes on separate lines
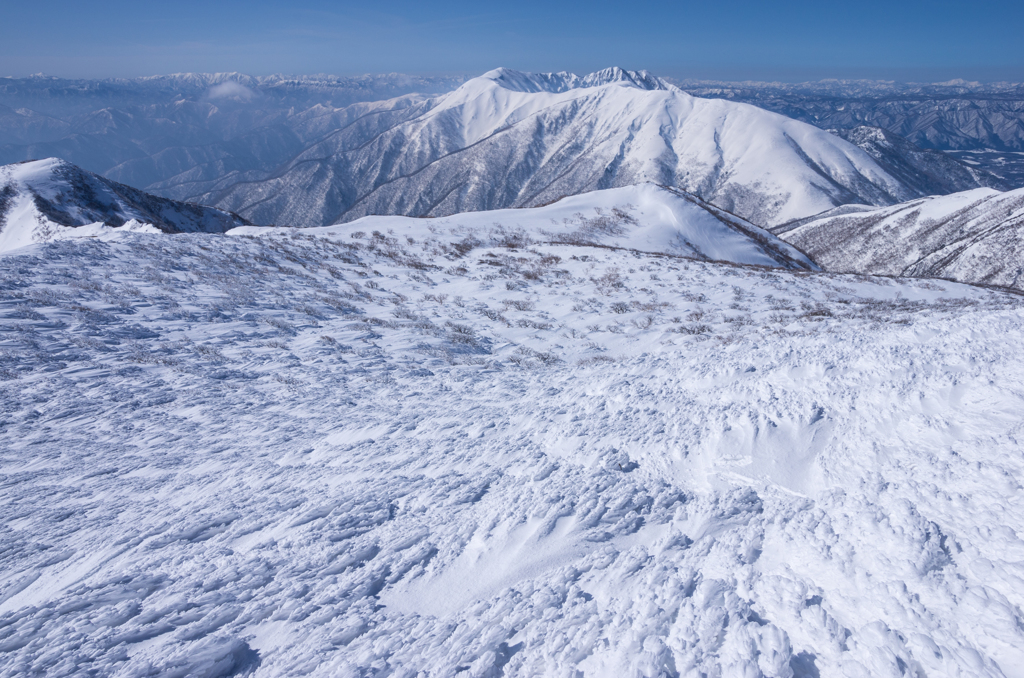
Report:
2,206,1024,676
777,186,1024,291
0,158,251,252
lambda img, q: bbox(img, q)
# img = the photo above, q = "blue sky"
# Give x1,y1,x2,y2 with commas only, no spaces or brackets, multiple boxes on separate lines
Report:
1,0,1021,81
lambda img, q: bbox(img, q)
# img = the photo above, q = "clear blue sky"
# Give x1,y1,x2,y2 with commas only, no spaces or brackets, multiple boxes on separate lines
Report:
1,0,1021,82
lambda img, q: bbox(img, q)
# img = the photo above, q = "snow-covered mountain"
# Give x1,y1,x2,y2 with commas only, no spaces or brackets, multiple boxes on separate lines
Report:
3,70,1009,227
830,125,1008,194
775,186,1024,290
677,79,1024,188
677,78,1024,152
3,198,1024,676
197,67,966,228
0,158,251,252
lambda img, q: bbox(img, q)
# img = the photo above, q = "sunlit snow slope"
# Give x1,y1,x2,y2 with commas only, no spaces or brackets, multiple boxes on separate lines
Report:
3,193,1024,676
202,67,930,228
776,186,1024,290
0,158,251,253
232,184,817,271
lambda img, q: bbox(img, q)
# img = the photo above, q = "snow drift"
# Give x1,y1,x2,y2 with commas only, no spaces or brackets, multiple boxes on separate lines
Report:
2,221,1023,676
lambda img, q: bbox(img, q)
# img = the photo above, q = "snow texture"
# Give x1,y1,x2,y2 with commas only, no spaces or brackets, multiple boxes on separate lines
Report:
3,188,1024,677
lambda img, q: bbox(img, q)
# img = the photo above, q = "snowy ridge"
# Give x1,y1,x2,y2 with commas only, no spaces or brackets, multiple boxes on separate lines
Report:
480,67,673,94
777,186,1024,290
231,184,818,271
2,220,1024,676
0,158,251,252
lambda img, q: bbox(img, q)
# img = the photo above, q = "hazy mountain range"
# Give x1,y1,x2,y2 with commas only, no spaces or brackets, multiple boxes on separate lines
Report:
676,78,1024,151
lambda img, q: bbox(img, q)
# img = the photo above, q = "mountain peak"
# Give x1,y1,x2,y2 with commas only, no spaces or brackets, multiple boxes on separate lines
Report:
478,67,674,94
579,67,672,91
0,157,251,252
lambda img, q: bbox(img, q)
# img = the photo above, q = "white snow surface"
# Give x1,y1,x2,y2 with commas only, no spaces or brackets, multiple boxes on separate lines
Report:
231,184,818,271
3,204,1024,677
0,213,161,253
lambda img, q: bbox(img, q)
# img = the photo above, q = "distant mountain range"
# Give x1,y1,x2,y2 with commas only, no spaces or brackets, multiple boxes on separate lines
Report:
0,72,465,200
676,79,1024,152
828,126,1007,196
1,69,1016,229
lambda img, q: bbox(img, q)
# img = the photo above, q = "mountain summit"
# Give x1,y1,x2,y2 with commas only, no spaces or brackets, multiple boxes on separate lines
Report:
477,67,673,93
197,67,977,228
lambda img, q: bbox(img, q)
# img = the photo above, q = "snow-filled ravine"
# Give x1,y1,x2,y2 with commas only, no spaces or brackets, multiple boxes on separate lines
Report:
2,205,1024,677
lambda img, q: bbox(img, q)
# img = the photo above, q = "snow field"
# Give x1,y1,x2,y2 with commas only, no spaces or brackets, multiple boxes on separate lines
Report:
1,218,1023,676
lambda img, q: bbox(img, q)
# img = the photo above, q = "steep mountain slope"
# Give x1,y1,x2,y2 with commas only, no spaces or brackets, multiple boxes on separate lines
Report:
830,125,1008,194
140,94,436,203
775,186,1024,289
678,79,1024,188
0,158,251,252
3,210,1024,676
201,67,933,228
